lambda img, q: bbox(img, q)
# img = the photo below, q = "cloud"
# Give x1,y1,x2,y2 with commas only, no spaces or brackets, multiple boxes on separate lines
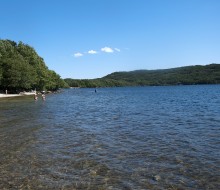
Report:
73,46,120,57
114,48,121,52
74,52,83,57
101,47,114,53
88,50,97,54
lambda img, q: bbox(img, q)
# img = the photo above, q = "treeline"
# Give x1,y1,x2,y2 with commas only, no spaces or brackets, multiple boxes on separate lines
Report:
0,39,68,93
65,64,220,88
64,78,129,88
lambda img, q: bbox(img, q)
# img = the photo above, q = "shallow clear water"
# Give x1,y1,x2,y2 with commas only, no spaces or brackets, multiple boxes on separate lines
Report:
0,85,220,189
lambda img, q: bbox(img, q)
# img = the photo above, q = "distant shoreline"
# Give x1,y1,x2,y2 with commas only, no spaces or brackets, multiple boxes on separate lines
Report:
64,64,220,88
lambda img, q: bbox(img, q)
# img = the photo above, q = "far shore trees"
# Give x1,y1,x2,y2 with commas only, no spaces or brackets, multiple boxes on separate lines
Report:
64,64,220,88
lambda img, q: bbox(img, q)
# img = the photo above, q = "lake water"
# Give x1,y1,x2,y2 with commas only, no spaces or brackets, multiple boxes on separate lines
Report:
0,85,219,189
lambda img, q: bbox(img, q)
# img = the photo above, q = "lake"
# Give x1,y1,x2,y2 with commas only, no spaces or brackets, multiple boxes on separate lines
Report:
0,85,219,189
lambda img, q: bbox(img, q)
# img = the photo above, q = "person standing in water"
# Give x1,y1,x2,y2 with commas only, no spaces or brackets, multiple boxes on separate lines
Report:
42,93,46,101
34,93,38,101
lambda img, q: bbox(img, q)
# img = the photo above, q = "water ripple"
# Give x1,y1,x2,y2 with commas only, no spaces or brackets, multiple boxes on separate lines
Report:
0,85,219,189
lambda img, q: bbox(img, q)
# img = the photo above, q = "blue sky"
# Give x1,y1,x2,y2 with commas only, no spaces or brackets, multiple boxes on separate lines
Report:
1,0,220,79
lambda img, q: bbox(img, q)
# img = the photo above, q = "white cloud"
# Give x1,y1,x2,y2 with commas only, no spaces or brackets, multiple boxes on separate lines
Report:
74,47,119,57
101,47,114,53
88,50,97,54
74,52,83,57
115,48,121,52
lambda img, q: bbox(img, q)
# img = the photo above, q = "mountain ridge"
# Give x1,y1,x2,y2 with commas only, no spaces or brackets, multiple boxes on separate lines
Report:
64,63,220,88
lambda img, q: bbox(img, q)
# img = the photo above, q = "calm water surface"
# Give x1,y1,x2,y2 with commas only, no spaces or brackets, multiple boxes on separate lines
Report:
0,85,219,189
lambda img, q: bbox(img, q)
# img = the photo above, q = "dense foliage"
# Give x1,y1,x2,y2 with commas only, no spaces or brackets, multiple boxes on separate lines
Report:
65,64,220,88
64,78,129,88
0,39,68,93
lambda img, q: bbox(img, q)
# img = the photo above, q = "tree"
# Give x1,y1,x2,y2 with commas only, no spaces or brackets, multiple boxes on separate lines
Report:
0,39,68,92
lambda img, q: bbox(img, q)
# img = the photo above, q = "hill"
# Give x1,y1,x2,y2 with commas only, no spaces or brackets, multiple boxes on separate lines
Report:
65,64,220,87
0,39,68,93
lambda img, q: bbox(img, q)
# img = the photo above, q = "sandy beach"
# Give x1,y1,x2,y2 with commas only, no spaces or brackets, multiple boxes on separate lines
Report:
0,94,22,98
0,92,36,98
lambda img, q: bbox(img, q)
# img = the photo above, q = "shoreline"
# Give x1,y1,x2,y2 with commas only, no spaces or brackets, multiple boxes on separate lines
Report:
0,94,22,98
0,92,35,98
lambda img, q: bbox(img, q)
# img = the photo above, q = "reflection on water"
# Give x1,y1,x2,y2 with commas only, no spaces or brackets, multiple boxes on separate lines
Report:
0,86,220,189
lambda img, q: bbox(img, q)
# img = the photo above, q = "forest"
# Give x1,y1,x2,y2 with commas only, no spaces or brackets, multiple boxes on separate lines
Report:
0,39,68,93
65,64,220,88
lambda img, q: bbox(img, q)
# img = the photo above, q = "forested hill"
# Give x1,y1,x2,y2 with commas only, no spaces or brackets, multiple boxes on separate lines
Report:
0,39,68,93
65,64,220,88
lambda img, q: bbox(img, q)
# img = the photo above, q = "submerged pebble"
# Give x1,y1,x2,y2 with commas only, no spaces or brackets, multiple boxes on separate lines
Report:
153,175,161,181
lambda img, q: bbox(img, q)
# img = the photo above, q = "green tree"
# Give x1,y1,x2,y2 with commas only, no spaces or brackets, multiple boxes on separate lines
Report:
0,39,68,92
